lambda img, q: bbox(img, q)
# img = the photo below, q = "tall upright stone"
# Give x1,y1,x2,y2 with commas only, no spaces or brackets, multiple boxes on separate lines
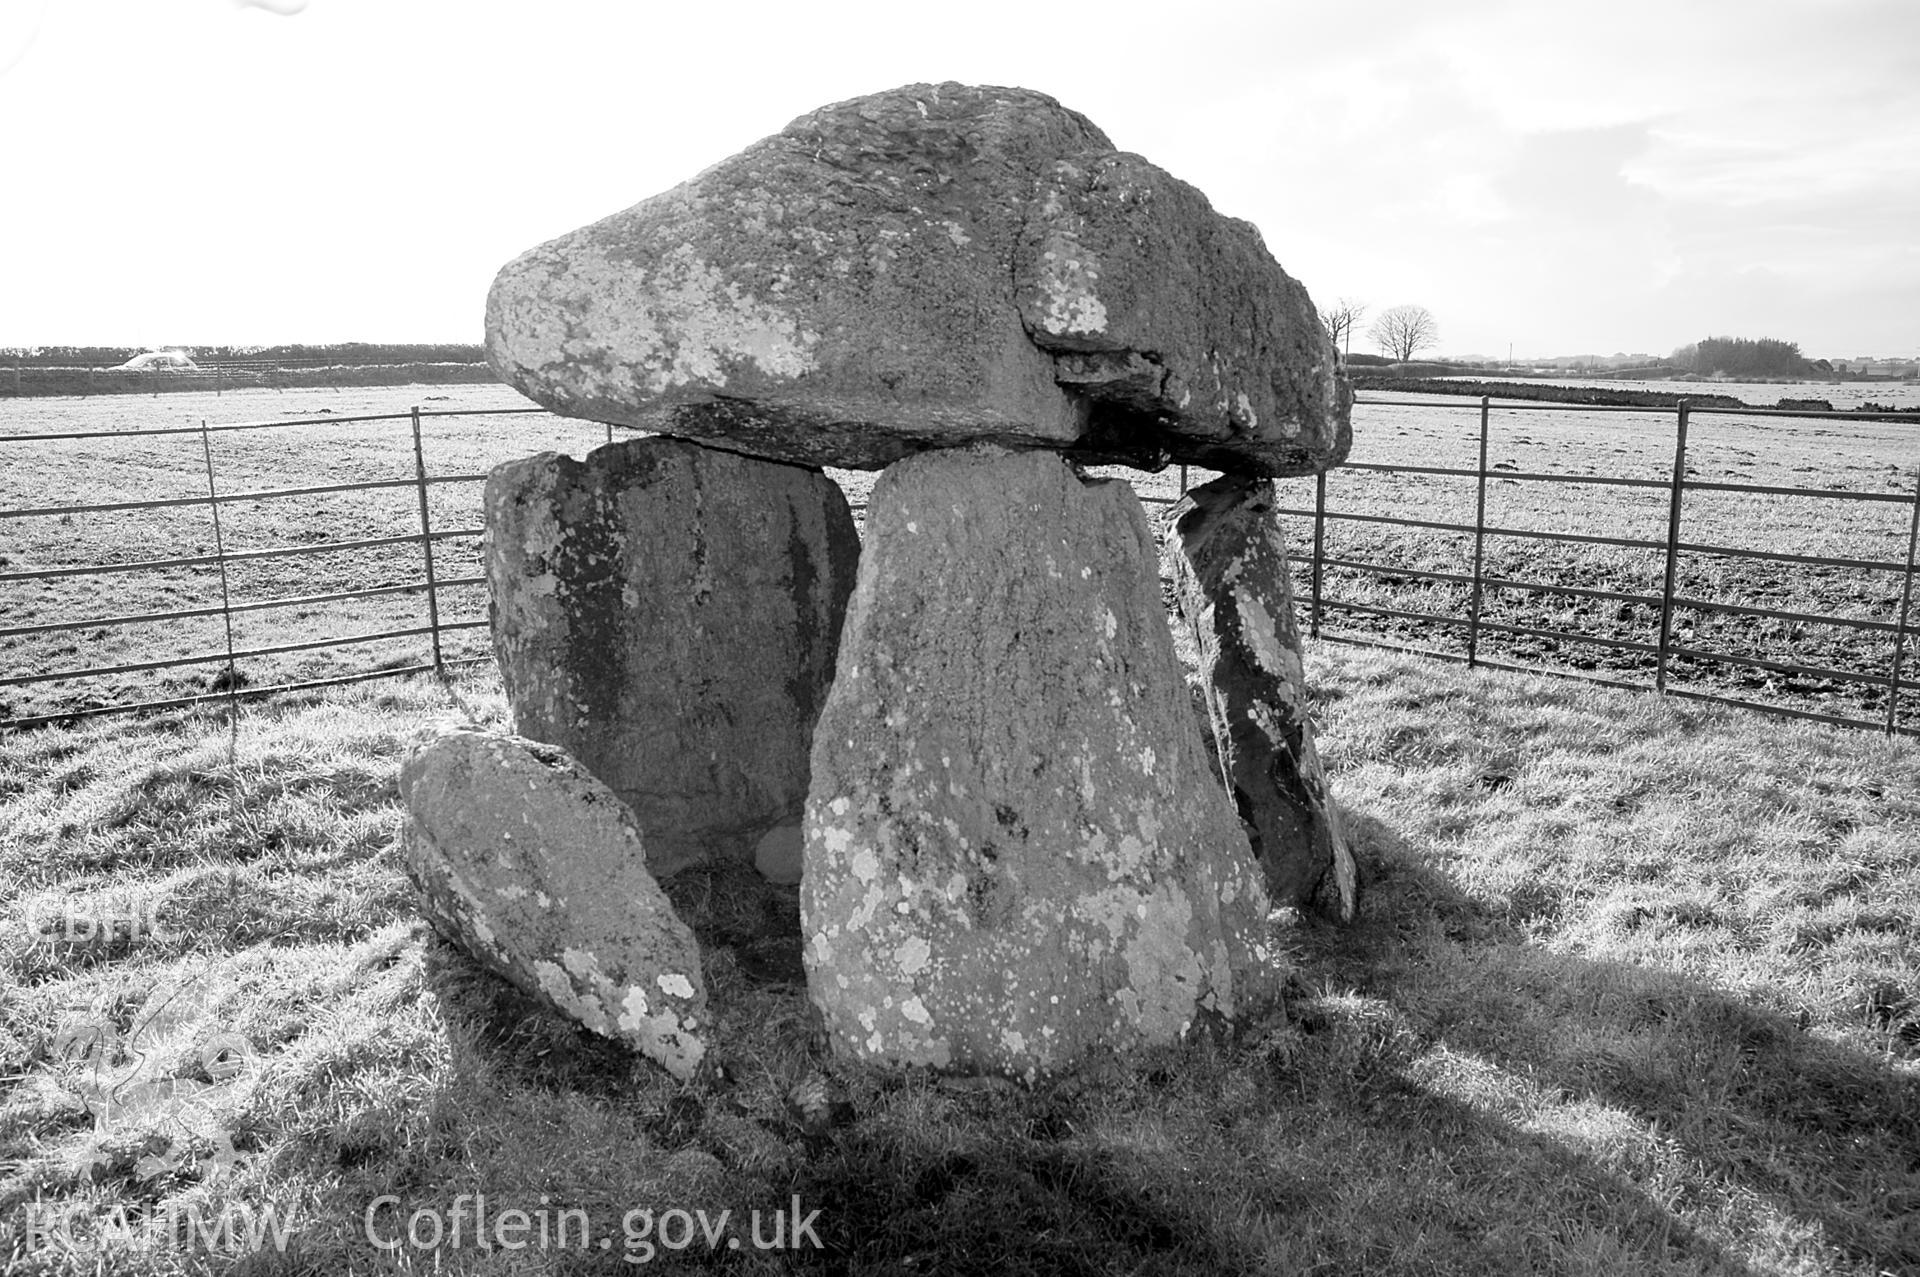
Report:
802,446,1285,1077
485,437,860,878
1163,476,1359,922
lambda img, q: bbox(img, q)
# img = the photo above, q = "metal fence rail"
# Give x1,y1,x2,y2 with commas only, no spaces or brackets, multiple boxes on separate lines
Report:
1292,395,1920,737
2,394,1915,738
0,405,563,730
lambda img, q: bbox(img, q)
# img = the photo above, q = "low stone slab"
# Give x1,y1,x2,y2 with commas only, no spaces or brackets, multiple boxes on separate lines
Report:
485,82,1348,479
1162,475,1359,921
484,437,860,878
399,729,708,1079
801,446,1285,1077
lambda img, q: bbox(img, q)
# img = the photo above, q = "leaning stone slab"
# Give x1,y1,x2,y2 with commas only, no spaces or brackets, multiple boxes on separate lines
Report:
484,437,860,878
486,81,1348,479
399,729,708,1080
801,446,1285,1077
1163,476,1359,922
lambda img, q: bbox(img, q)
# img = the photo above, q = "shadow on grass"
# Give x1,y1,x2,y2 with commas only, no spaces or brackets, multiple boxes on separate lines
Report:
1314,809,1920,1275
320,843,1830,1276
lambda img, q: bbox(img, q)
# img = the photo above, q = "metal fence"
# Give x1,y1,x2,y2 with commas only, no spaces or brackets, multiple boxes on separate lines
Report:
2,396,1915,738
1283,396,1920,737
0,406,616,731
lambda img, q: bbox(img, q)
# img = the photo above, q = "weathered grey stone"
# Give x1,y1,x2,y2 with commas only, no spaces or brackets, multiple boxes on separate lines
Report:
753,821,804,886
398,729,708,1079
484,437,860,877
1015,150,1347,476
801,446,1285,1077
485,82,1349,479
1163,476,1359,922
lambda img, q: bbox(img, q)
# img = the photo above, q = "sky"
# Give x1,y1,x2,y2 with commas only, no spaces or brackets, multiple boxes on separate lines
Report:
2,0,1916,361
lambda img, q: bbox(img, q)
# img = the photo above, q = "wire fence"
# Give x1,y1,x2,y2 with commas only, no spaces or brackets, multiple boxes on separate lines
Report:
1,396,1915,737
1283,396,1920,737
0,406,618,731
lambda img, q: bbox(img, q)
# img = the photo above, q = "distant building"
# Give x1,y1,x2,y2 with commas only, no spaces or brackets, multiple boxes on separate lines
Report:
112,350,198,371
1818,356,1916,377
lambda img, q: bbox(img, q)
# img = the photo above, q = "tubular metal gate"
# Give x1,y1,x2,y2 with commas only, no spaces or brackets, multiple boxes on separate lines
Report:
1287,396,1920,737
1,395,1915,737
0,406,612,731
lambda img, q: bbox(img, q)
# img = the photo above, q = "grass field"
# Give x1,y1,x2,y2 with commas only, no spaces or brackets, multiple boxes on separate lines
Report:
1282,394,1920,731
0,648,1915,1274
3,387,1918,1271
0,384,599,726
0,385,897,728
5,384,1913,734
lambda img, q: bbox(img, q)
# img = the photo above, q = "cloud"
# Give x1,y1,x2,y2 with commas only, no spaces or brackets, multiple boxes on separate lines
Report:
0,0,49,74
2,0,1914,355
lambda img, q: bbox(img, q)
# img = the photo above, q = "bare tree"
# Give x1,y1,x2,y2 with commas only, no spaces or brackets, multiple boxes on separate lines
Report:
1368,305,1440,362
1319,297,1367,358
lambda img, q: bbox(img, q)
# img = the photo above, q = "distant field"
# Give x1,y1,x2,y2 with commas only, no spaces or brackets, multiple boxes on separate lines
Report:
0,385,597,724
0,384,896,727
2,384,1915,732
1277,394,1920,732
1,361,498,398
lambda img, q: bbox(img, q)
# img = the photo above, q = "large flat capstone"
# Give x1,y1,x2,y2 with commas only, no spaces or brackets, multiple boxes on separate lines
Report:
486,82,1349,479
801,446,1285,1077
484,437,860,878
1163,476,1359,921
399,729,708,1079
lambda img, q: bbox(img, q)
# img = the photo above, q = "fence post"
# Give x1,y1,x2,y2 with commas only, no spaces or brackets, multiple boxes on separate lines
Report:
1467,395,1491,667
1310,468,1327,639
1179,464,1188,499
200,420,241,733
1886,464,1920,735
410,408,446,676
1654,403,1691,694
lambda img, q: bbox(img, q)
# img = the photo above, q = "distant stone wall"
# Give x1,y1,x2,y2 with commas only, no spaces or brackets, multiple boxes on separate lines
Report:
2,362,499,397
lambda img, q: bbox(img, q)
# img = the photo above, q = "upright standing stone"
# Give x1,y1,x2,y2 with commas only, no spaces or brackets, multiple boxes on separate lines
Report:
485,437,860,878
399,729,708,1080
802,446,1284,1077
1163,476,1359,922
